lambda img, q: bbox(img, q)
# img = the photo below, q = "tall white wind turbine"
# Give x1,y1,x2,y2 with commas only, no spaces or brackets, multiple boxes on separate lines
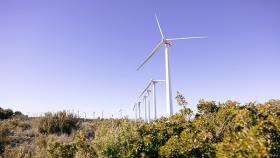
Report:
137,15,206,117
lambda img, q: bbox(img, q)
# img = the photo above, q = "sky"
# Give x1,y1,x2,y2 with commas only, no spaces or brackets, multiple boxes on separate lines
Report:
0,0,279,118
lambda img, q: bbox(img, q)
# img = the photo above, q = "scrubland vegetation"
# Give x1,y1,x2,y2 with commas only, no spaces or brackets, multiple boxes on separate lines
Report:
0,94,279,157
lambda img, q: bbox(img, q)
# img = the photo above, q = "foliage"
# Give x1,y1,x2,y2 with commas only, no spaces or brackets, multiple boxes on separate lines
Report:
47,141,76,158
131,115,189,158
0,99,279,158
0,123,11,154
197,99,219,114
38,111,80,135
92,118,141,158
157,100,280,158
47,134,97,158
0,107,22,120
175,91,188,107
74,134,98,158
175,91,193,120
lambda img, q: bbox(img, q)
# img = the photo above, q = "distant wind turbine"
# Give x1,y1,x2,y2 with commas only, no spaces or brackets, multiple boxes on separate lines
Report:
147,89,151,123
137,14,206,116
133,103,138,121
140,79,165,120
119,109,122,118
138,101,141,119
143,95,147,121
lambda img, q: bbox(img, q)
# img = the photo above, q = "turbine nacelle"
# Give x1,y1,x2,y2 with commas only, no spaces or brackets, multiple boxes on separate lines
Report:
163,39,172,46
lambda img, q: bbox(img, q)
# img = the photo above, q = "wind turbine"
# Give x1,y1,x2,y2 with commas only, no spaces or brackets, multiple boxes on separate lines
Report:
119,109,122,118
133,103,138,121
140,79,165,120
143,95,147,121
147,89,151,123
152,80,165,119
137,15,206,117
137,101,141,120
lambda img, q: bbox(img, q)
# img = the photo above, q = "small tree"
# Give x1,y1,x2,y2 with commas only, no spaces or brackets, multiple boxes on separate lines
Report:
175,91,193,121
0,108,14,119
14,111,23,116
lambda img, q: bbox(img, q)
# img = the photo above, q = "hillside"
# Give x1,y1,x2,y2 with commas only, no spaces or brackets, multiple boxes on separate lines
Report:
0,98,279,157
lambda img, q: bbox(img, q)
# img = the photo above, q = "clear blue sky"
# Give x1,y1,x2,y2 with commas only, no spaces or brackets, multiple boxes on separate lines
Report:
0,0,279,118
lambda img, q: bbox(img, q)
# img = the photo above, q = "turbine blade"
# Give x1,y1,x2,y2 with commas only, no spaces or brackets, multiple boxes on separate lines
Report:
155,14,164,39
136,41,163,71
153,80,165,82
166,36,207,41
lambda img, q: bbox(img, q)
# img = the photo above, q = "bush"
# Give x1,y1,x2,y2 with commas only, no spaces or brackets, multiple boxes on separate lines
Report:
14,111,23,116
92,118,141,158
38,111,80,135
74,134,97,158
47,134,97,158
0,99,279,157
110,99,279,158
0,123,11,154
78,122,95,140
47,142,76,158
197,99,219,114
0,108,14,119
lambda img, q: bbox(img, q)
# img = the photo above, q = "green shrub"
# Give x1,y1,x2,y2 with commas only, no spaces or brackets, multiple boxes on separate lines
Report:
14,111,23,116
38,111,80,135
0,108,14,119
47,142,76,158
128,99,279,158
92,119,141,158
74,134,97,158
78,122,95,140
47,134,97,158
197,99,219,114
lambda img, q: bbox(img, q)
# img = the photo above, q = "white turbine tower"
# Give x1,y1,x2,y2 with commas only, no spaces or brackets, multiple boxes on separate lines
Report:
137,14,206,117
140,79,165,120
133,103,138,121
137,101,141,120
119,109,122,118
152,81,157,119
147,89,151,123
143,95,147,121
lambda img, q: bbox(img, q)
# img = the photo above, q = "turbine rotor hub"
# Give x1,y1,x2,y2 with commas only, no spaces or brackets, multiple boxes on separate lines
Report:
163,39,171,46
